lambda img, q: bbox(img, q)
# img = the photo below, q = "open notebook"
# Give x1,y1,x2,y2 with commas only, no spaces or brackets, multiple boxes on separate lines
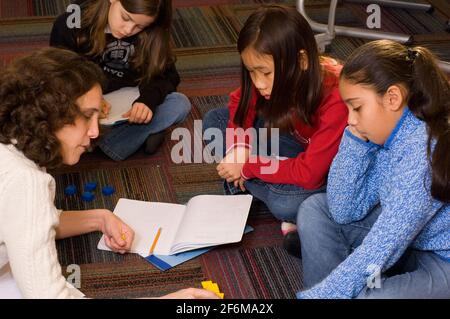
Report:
145,225,254,271
97,195,253,256
100,87,140,126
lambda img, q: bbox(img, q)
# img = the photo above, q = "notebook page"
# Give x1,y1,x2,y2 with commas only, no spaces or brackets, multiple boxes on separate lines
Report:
171,195,252,254
97,199,186,256
100,87,140,126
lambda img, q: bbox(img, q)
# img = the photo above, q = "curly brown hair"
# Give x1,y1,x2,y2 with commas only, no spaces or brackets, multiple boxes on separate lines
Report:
0,47,105,169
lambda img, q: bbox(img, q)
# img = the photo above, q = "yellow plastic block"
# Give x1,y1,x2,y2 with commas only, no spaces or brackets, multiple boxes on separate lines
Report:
210,283,220,294
201,280,213,289
201,280,224,299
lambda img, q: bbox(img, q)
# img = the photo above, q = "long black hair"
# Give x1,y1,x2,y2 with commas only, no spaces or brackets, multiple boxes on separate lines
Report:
341,40,450,202
234,5,324,131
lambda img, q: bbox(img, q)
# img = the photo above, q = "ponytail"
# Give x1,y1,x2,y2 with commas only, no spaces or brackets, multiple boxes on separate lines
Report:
341,40,450,202
429,126,450,202
408,46,450,202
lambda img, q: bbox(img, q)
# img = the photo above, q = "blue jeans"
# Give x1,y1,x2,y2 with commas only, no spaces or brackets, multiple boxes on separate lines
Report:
202,107,325,222
298,193,450,298
98,92,191,161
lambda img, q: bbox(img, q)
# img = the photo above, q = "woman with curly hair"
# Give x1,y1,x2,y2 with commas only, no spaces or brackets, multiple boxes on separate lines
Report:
0,47,217,299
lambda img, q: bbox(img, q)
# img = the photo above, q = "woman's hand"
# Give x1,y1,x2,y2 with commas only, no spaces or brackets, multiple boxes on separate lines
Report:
123,102,153,124
99,210,135,254
161,288,220,299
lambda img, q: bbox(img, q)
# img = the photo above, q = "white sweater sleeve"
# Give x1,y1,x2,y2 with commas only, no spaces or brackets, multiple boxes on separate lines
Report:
1,168,80,298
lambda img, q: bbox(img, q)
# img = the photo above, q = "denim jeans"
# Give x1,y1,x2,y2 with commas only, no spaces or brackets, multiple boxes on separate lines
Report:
297,193,450,298
98,92,191,161
202,107,325,222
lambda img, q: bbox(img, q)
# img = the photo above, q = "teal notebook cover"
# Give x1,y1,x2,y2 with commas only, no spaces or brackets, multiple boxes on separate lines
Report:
144,225,254,271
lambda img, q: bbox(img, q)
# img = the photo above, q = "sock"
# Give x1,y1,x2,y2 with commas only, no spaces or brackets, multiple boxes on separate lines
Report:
281,222,297,236
144,130,166,155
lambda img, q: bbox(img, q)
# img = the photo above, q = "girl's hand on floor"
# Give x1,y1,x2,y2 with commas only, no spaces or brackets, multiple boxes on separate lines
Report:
100,210,135,254
123,102,153,124
217,162,244,183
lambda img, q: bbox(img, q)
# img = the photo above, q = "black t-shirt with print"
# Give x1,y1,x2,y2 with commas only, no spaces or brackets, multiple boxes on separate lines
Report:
50,12,180,111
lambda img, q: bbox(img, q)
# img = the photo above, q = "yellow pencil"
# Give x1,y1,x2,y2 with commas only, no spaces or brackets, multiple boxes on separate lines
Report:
120,229,127,241
148,227,162,256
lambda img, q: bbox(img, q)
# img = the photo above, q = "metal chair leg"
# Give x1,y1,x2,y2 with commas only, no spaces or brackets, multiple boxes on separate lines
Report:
297,0,412,44
297,0,450,73
313,0,338,52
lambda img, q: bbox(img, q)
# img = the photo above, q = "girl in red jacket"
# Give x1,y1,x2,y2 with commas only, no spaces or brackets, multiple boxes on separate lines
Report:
202,5,348,236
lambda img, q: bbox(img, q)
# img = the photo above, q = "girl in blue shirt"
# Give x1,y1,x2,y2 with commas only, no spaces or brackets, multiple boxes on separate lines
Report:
295,40,450,298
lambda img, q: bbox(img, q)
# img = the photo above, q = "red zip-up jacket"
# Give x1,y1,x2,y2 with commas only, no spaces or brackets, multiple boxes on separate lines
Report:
226,59,348,189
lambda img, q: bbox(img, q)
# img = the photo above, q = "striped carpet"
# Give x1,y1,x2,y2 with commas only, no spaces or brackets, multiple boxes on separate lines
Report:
2,0,450,298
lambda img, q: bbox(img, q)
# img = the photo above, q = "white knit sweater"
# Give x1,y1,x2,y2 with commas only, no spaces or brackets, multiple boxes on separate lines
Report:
0,143,81,298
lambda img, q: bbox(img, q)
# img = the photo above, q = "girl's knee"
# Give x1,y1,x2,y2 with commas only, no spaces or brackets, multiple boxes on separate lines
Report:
168,92,191,120
263,197,301,222
203,107,228,132
297,193,329,232
202,109,215,130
